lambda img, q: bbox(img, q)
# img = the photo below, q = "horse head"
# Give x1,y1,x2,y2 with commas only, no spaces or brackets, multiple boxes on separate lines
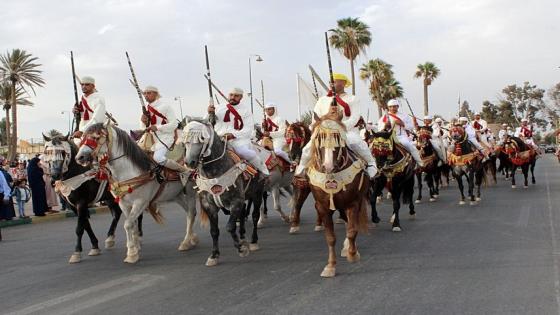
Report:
450,125,466,143
369,130,394,166
503,135,521,155
309,109,347,173
285,121,310,162
181,119,214,169
42,130,72,180
75,123,111,167
416,127,434,155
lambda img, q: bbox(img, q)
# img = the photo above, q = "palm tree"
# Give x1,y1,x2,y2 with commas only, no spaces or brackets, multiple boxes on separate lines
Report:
329,17,372,95
0,49,44,159
360,59,403,117
414,62,440,116
0,83,33,147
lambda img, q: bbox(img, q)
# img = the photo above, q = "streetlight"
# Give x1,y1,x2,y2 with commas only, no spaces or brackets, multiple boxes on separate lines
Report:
248,54,263,113
61,111,72,135
174,96,184,118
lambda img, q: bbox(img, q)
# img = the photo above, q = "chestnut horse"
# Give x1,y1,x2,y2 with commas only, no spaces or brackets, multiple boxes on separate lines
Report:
415,126,441,203
503,135,536,188
306,111,369,277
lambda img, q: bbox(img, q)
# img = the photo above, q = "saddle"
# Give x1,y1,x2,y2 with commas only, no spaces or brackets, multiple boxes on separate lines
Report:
227,150,259,179
370,133,413,178
509,149,535,166
265,153,291,172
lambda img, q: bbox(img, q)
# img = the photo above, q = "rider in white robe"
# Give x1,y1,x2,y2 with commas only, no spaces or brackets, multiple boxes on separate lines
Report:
262,102,290,162
72,76,106,144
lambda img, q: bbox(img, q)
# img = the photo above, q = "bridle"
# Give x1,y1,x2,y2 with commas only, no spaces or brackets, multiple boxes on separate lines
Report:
184,122,227,167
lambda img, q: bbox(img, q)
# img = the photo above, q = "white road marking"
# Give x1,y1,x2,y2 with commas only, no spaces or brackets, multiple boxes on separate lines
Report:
545,171,560,315
6,274,164,315
516,205,531,227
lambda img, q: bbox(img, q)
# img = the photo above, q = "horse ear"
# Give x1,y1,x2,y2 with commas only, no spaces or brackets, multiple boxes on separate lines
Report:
63,133,70,141
42,133,51,142
104,120,111,128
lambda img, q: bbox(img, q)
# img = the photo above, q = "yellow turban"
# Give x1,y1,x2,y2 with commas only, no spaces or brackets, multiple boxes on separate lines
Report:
333,73,352,87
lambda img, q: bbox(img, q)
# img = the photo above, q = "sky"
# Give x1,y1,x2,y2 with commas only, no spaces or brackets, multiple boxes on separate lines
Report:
1,0,559,140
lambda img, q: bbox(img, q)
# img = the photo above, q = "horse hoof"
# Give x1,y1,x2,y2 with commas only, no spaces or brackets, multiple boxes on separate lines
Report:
341,248,348,257
205,257,219,267
386,192,392,199
512,185,516,189
281,215,290,224
88,248,101,256
68,252,81,264
459,201,466,205
249,243,260,251
429,198,436,202
410,214,416,220
392,226,402,232
239,244,250,258
376,196,382,204
523,186,528,189
320,266,336,278
476,197,481,201
123,254,139,264
347,251,361,263
178,237,197,251
433,194,439,198
415,200,421,204
257,217,266,228
104,236,116,249
289,226,300,234
470,201,476,206
335,218,345,224
314,225,324,232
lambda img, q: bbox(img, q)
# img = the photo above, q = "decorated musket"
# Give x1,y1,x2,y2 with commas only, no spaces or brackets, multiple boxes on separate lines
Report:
70,51,80,133
324,32,337,110
125,51,150,127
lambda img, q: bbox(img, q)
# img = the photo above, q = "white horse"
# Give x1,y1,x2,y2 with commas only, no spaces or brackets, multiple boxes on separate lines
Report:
75,123,198,263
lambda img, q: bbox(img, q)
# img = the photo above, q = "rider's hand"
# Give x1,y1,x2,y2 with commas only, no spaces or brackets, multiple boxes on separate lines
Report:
72,104,80,114
263,131,270,137
224,133,235,140
395,119,404,127
141,114,149,125
147,125,158,132
208,105,216,113
72,131,83,138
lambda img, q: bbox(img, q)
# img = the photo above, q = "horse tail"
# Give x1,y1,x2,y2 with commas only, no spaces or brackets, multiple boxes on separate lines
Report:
401,176,414,205
358,197,369,233
198,206,209,229
147,206,164,225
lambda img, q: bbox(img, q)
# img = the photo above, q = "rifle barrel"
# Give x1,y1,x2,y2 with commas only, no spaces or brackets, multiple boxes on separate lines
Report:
70,51,80,133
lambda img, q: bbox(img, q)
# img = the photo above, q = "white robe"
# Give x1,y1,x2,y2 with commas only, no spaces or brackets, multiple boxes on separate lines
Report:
78,92,106,131
144,99,177,163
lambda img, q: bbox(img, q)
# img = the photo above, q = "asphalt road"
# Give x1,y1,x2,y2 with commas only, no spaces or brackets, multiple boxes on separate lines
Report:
1,155,560,315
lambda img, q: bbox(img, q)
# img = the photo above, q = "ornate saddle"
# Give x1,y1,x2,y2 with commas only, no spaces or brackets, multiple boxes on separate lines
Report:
370,133,413,179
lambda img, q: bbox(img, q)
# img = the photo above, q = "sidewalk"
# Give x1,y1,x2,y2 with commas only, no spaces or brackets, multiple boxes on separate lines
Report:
0,197,109,228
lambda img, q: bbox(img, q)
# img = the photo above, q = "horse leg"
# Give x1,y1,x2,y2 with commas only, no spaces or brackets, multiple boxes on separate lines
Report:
342,205,360,263
511,165,517,188
318,203,336,278
262,191,269,218
427,172,436,201
468,169,476,204
370,180,383,224
122,203,143,264
137,214,144,237
391,190,402,232
531,161,536,184
475,169,483,201
83,218,100,257
522,164,529,188
69,203,88,264
433,169,440,197
456,174,466,205
250,193,263,251
177,191,199,251
205,208,221,266
272,187,289,223
226,202,248,257
415,172,423,203
289,185,311,234
105,202,120,249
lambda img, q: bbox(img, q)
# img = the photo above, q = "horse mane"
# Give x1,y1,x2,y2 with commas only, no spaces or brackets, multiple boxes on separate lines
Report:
86,123,153,171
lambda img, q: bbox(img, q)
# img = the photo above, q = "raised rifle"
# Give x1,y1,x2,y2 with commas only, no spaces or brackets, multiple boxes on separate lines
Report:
203,74,228,102
70,51,80,133
324,32,337,110
205,45,216,126
308,64,329,92
125,51,149,127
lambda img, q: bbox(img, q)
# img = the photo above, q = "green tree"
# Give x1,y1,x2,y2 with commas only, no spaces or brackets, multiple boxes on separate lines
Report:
0,49,44,160
300,110,313,127
458,100,474,119
0,82,33,149
414,62,440,116
0,118,7,146
480,100,498,123
495,100,518,125
329,17,372,95
360,58,403,118
500,82,548,129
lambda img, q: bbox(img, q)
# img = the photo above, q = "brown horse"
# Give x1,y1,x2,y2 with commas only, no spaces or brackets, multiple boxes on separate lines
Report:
306,110,369,277
285,121,323,234
503,135,537,188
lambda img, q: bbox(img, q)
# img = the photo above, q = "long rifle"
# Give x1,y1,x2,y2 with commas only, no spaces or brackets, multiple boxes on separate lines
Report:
205,45,216,125
203,74,228,102
70,51,80,133
125,51,149,127
308,64,329,92
260,80,266,130
325,32,336,109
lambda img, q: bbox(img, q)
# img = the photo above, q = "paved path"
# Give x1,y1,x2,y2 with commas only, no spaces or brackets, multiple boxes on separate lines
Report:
1,156,559,315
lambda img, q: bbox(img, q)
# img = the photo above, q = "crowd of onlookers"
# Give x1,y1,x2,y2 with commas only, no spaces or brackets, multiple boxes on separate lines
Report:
0,154,68,221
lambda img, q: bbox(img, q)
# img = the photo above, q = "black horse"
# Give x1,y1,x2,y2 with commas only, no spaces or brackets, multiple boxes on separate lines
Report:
448,125,485,205
369,130,416,232
503,136,537,188
496,146,513,180
415,127,441,203
42,131,142,263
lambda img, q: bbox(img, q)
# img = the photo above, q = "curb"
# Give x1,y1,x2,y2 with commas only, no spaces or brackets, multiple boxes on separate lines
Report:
0,206,110,227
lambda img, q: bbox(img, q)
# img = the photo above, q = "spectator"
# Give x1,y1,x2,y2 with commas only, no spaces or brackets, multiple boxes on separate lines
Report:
14,161,27,181
0,162,13,220
14,179,31,219
27,156,48,216
39,155,59,212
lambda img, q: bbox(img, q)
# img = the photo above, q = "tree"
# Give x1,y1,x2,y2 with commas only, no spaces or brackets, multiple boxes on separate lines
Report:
0,49,44,160
480,100,498,123
0,82,33,149
495,100,518,125
360,58,403,118
329,17,372,95
0,118,6,146
414,62,440,116
458,100,474,119
500,82,549,129
299,110,314,127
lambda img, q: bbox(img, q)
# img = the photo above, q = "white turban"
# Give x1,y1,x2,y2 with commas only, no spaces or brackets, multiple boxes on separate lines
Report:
424,115,433,120
502,123,507,127
458,117,468,122
387,99,400,107
229,87,244,95
521,118,528,122
81,76,95,85
474,112,481,116
435,117,443,123
143,85,159,93
264,102,276,109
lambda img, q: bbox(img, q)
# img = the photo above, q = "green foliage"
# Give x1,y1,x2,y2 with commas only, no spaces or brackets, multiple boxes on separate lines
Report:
360,58,403,117
481,100,498,123
300,110,313,127
458,100,474,119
